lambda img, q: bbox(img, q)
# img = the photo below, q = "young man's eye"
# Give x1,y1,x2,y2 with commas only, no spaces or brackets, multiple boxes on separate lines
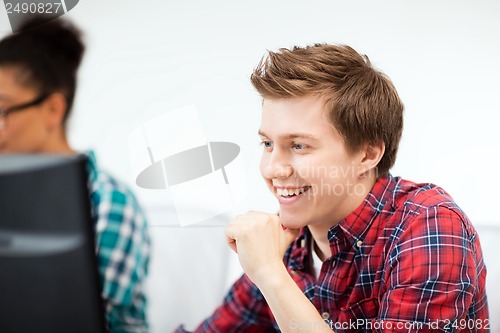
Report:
292,143,306,150
261,140,273,149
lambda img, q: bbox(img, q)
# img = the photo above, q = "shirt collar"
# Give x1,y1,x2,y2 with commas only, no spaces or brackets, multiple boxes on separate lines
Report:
330,174,396,247
285,175,397,271
288,227,310,271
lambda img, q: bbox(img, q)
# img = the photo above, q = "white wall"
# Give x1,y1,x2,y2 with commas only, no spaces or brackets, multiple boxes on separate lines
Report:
2,1,499,331
65,0,500,227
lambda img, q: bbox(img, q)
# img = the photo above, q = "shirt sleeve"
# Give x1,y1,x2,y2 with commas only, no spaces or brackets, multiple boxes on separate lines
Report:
94,187,150,333
378,205,489,332
174,273,276,333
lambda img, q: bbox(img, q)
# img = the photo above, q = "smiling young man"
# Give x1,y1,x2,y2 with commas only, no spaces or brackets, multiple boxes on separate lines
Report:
175,44,489,332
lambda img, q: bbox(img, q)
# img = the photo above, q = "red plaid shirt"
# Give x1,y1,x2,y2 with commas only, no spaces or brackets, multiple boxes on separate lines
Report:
176,175,489,332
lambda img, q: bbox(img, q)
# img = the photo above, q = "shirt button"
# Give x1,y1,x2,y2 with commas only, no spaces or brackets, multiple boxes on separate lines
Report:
300,239,306,248
322,312,330,320
356,240,363,248
331,260,336,267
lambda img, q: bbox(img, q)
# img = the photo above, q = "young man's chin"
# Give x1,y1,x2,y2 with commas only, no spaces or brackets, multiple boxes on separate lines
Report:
279,211,308,230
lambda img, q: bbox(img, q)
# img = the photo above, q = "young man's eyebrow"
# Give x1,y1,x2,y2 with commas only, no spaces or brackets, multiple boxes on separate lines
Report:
258,130,319,141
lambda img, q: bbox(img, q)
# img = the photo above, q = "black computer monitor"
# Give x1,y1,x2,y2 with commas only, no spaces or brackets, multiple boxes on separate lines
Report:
0,154,106,333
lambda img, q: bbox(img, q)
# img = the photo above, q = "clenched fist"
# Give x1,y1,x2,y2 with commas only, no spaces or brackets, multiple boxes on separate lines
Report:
225,211,300,285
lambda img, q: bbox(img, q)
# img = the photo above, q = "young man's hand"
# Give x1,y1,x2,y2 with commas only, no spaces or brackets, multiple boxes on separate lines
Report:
225,211,299,286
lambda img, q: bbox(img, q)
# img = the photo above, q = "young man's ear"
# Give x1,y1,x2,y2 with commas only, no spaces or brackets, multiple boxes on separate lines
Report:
43,92,67,129
356,141,385,178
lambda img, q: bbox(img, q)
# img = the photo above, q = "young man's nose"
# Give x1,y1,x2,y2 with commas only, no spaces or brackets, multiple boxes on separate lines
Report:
264,150,293,179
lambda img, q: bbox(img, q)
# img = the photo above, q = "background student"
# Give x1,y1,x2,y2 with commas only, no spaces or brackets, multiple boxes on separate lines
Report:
0,16,151,333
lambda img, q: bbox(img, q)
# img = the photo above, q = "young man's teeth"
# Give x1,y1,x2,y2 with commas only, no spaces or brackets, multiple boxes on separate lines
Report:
277,188,304,197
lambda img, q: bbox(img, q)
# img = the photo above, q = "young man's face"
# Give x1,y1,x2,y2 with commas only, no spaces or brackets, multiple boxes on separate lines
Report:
0,66,50,153
259,96,364,230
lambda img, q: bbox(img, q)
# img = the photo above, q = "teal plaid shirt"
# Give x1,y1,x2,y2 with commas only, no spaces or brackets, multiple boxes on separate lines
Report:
85,151,150,333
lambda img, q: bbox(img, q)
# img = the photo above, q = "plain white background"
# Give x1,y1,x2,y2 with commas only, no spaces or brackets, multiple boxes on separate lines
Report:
1,1,499,332
66,0,500,225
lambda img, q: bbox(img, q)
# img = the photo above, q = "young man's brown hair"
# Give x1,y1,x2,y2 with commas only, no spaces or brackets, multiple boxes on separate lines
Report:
250,43,404,176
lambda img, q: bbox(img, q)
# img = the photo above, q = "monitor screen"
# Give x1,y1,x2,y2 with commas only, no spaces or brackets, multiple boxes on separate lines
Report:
0,154,106,333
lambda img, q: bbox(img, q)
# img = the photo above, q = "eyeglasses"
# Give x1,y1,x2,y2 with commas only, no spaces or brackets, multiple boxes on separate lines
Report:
0,94,49,131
